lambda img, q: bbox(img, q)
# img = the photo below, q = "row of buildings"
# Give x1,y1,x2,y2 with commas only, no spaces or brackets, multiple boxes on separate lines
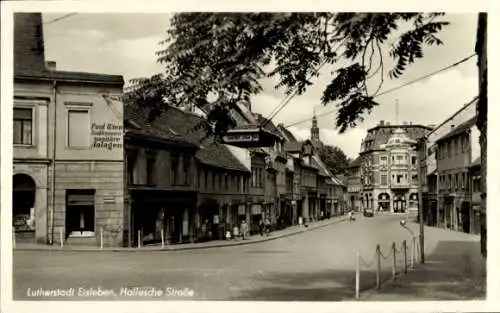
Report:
346,101,482,235
12,13,347,247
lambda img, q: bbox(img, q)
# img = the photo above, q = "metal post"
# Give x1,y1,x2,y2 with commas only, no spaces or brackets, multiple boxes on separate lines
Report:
100,227,104,249
403,240,408,273
410,237,415,269
161,228,165,249
13,230,16,249
417,138,425,264
355,250,360,299
59,228,63,248
392,242,397,280
138,230,141,249
376,245,381,289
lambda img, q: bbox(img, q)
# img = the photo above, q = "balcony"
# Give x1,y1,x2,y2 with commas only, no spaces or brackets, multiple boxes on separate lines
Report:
391,183,409,189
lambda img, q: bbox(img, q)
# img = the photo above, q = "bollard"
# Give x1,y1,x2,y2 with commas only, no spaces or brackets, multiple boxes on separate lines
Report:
161,228,165,249
410,237,415,269
392,242,397,280
12,230,16,249
138,231,141,249
403,240,408,274
100,227,104,249
355,250,360,300
376,245,381,289
60,228,64,248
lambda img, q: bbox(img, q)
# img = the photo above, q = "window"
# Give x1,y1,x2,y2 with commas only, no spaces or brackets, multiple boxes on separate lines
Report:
182,155,190,185
462,172,466,189
447,141,452,158
126,150,137,185
396,174,403,184
381,174,388,186
68,110,90,148
13,108,33,145
396,155,404,165
412,175,418,185
171,153,179,185
252,167,263,187
448,174,452,190
205,171,208,190
224,174,228,191
66,189,95,237
146,152,156,185
411,156,417,165
380,156,387,165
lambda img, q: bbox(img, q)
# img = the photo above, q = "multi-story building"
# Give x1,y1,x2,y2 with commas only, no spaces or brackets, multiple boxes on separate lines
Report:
347,156,362,212
435,115,480,232
418,97,478,228
13,13,125,246
475,12,487,257
124,102,252,246
359,121,432,213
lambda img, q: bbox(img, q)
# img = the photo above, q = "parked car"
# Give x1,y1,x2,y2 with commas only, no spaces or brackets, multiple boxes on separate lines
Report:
363,208,374,217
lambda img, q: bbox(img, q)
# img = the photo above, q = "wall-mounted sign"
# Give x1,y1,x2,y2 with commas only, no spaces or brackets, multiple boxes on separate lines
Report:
91,123,123,150
223,134,259,143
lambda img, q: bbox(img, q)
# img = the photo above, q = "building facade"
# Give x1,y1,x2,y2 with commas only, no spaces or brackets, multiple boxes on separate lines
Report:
347,157,362,212
13,13,125,246
435,116,479,233
359,121,432,214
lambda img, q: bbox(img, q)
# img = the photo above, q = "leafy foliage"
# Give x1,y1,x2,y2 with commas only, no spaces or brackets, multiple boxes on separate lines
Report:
127,12,448,137
317,144,350,175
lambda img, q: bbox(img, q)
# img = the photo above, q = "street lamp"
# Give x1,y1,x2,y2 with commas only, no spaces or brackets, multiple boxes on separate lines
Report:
399,219,415,238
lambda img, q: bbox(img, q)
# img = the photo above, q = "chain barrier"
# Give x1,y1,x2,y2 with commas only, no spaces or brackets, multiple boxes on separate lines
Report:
354,234,421,300
359,249,378,268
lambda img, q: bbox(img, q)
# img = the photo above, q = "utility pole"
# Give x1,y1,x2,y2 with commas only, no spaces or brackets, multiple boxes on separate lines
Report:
416,137,425,264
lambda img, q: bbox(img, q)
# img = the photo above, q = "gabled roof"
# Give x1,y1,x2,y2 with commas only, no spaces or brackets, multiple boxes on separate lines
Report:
436,116,477,143
254,114,282,139
277,124,298,142
125,100,250,173
312,155,330,177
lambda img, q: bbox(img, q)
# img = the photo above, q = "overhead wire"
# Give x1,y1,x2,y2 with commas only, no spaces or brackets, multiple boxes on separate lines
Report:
283,53,477,129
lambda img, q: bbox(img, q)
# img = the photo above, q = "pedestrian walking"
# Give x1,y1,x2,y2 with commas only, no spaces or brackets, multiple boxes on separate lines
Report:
232,225,239,240
298,215,303,228
259,219,265,236
264,217,271,236
240,220,248,240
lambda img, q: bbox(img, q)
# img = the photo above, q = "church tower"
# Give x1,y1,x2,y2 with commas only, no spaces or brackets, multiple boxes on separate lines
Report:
311,110,322,148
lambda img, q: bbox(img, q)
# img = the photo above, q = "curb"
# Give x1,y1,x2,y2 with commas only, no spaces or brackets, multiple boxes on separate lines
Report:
15,217,347,253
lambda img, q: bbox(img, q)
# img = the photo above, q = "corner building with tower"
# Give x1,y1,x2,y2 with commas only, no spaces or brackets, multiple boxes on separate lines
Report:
359,121,432,214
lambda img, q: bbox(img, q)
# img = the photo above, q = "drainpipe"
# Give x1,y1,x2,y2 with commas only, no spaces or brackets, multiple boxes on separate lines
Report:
49,80,57,245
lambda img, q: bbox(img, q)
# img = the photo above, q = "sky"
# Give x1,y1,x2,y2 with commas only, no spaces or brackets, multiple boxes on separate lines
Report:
41,13,479,159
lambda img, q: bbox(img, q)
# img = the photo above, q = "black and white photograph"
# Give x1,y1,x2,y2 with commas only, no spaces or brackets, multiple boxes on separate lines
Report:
1,1,498,312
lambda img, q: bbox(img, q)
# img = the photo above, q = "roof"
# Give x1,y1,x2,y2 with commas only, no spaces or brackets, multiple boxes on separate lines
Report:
312,155,330,177
196,143,251,172
124,101,199,148
348,156,362,168
254,114,282,139
14,13,46,73
363,124,430,152
125,100,250,173
14,13,124,86
469,156,481,168
285,141,302,152
436,116,477,143
277,124,298,142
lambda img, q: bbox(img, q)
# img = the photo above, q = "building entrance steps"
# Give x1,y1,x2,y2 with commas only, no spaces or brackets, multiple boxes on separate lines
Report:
14,214,350,252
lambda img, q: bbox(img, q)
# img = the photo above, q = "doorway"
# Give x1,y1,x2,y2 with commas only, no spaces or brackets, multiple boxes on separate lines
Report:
12,174,36,232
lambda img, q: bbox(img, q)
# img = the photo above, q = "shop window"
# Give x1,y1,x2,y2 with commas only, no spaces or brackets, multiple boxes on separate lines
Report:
66,189,95,237
13,108,33,145
411,156,417,165
68,109,90,148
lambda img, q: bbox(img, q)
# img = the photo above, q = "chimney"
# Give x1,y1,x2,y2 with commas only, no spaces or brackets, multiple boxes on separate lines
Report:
386,122,391,126
379,120,385,126
45,61,56,71
403,121,408,125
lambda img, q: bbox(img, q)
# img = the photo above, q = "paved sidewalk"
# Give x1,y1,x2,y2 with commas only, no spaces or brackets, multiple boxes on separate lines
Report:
360,222,486,301
14,214,348,252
